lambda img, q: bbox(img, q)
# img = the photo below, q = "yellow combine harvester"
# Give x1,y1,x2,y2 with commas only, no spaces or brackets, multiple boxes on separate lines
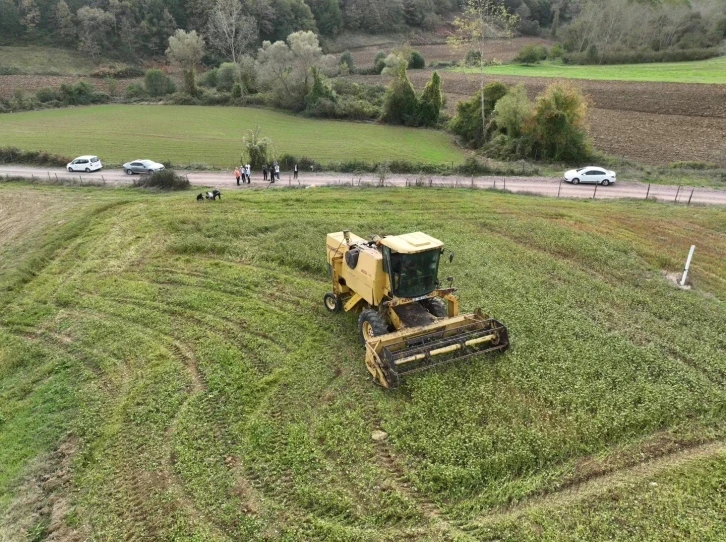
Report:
325,230,509,388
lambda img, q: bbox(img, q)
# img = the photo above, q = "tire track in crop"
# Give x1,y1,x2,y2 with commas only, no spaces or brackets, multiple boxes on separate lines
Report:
460,439,726,535
345,379,473,541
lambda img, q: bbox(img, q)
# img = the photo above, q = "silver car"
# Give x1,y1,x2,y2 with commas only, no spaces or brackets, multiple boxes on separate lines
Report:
123,159,165,175
564,166,617,186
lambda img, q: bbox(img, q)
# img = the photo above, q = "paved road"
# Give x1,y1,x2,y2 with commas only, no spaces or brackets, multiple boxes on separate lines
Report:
2,165,725,205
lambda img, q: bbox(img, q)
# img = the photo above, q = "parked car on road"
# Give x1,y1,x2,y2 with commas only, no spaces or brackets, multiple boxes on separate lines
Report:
67,156,102,173
564,166,617,186
123,160,165,175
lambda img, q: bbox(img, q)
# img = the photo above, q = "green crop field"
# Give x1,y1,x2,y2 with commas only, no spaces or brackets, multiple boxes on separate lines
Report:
456,56,726,84
1,182,726,540
0,105,466,167
0,46,101,75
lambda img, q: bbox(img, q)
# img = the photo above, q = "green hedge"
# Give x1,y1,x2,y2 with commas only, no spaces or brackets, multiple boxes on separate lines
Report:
563,47,720,65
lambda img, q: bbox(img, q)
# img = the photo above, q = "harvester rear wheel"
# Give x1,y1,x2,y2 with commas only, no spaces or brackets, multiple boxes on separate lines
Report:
423,298,447,317
323,293,341,312
358,310,388,345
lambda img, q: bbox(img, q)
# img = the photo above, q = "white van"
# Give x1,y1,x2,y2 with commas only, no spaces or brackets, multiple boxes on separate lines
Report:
67,155,102,172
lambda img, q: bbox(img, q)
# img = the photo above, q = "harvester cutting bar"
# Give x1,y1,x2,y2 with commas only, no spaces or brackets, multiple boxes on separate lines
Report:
365,311,509,388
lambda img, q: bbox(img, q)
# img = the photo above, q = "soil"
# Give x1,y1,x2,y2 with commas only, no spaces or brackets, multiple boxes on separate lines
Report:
0,75,143,99
348,70,726,166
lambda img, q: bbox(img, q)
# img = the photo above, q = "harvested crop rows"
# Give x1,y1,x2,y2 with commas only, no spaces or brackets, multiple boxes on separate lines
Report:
1,184,726,540
349,70,726,165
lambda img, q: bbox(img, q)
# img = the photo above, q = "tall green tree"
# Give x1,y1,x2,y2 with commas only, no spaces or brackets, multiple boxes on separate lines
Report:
417,71,442,127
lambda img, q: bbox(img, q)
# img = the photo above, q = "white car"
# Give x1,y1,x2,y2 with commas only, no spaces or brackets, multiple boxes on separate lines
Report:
67,155,102,173
564,166,617,186
123,159,165,175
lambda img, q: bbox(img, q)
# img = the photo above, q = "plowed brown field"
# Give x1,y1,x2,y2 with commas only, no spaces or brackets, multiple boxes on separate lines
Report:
348,37,552,66
349,70,726,165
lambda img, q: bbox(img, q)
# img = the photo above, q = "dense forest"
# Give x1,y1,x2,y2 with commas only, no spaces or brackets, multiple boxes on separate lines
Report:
0,0,559,59
0,0,723,62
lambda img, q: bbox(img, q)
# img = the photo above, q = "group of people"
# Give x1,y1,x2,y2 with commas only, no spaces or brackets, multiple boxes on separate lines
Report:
234,161,300,186
234,164,251,185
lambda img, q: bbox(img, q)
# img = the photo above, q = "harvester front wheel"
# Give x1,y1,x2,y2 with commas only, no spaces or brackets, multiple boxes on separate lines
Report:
424,298,447,318
358,310,388,345
323,293,341,313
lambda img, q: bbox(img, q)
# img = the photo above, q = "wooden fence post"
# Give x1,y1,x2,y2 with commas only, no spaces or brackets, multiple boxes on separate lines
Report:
674,185,681,203
688,188,694,206
645,183,651,200
557,179,563,198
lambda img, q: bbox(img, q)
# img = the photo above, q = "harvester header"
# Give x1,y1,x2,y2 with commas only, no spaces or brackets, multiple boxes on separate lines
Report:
324,230,509,388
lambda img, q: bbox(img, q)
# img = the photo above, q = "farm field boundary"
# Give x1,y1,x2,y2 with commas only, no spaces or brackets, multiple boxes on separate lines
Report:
455,56,726,84
0,104,466,167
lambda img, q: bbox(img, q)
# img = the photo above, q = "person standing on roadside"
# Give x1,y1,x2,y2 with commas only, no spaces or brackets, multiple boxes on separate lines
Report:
262,164,268,182
246,163,251,184
274,163,280,181
234,167,241,186
293,163,299,180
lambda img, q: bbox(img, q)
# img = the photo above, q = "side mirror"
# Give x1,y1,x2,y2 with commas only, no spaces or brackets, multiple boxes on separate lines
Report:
449,253,455,264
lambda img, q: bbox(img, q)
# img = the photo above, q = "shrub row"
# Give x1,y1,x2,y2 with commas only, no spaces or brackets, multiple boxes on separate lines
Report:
274,155,538,177
0,147,71,167
563,47,720,65
91,65,145,79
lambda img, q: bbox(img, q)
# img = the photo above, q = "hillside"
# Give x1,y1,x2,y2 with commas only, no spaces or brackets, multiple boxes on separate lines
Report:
1,182,725,540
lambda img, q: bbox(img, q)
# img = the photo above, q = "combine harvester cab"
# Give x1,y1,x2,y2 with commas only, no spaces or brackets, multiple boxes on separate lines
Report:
324,230,509,388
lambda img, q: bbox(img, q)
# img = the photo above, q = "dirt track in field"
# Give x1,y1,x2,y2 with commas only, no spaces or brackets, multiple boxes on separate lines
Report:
349,70,726,165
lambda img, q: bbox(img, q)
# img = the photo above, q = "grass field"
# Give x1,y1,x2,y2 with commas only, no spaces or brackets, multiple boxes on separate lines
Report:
0,46,101,75
0,105,466,167
455,56,726,84
1,182,726,540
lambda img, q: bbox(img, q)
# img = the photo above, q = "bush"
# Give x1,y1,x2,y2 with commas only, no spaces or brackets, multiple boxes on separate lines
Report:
91,65,144,78
278,154,321,172
58,81,108,105
464,50,481,66
0,146,70,166
340,50,354,73
125,83,147,99
144,69,176,97
132,169,190,190
242,127,273,168
450,82,508,148
374,52,386,74
408,50,426,69
515,44,548,65
494,85,531,138
217,62,240,92
524,83,591,162
232,83,242,99
202,68,219,88
550,43,565,59
36,88,60,103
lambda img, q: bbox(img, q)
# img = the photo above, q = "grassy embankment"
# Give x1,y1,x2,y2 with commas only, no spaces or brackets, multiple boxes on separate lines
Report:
456,56,726,84
1,183,725,540
0,46,102,75
0,105,466,168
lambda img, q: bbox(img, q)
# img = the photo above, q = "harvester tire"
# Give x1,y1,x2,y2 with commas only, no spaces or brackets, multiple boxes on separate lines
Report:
358,310,388,346
424,298,447,318
323,293,341,313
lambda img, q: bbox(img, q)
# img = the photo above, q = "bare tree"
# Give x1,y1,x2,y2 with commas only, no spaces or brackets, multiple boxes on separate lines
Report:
448,0,519,137
206,0,258,63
